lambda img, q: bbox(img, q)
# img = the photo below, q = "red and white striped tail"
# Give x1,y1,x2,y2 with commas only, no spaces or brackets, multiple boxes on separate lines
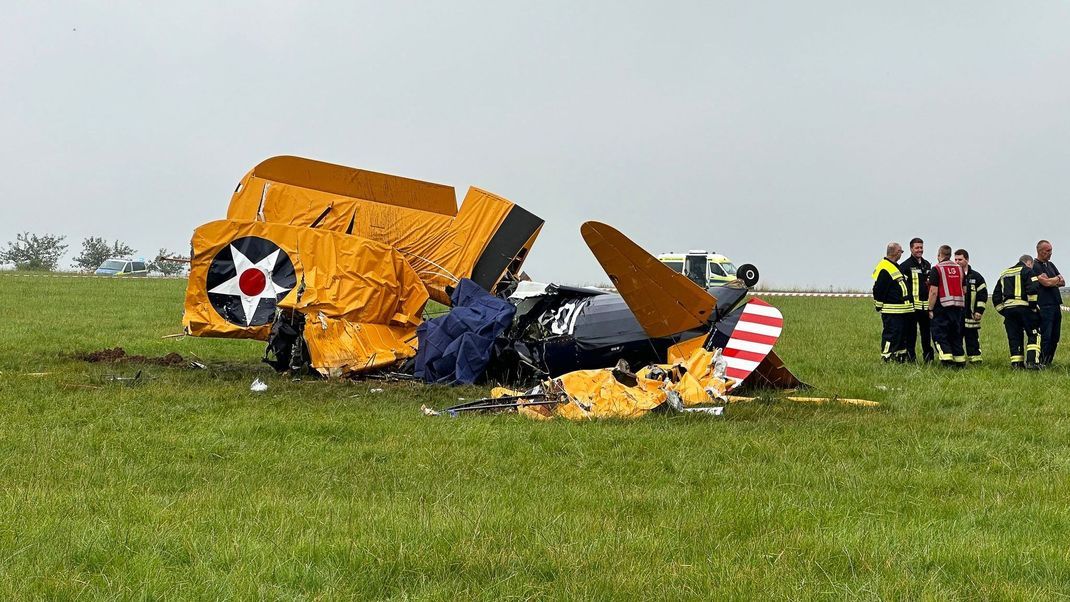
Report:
723,298,784,389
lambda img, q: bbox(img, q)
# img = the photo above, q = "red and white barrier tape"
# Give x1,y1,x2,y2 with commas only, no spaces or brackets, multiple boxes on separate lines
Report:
757,291,869,298
0,272,184,280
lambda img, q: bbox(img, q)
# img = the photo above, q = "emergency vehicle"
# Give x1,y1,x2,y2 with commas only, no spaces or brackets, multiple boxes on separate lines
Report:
656,251,759,288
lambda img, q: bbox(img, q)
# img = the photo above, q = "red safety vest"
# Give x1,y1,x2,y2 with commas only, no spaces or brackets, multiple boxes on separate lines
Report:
933,261,965,308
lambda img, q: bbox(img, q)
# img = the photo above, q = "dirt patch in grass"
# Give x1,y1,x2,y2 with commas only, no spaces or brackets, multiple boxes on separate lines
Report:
74,347,187,366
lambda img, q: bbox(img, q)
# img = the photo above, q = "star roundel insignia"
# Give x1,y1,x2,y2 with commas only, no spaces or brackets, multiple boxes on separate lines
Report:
206,236,297,327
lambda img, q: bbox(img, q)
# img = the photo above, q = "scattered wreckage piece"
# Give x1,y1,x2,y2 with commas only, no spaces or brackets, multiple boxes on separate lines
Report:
421,393,566,416
726,395,880,408
104,370,149,386
489,347,732,421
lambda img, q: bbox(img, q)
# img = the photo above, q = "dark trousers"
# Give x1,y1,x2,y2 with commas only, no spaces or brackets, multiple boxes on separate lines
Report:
1002,306,1041,366
880,313,907,361
903,310,933,362
962,324,982,361
931,307,965,365
1038,304,1062,365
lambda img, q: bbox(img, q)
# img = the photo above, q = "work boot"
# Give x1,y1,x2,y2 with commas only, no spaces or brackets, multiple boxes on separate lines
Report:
1025,363,1045,371
1011,362,1024,370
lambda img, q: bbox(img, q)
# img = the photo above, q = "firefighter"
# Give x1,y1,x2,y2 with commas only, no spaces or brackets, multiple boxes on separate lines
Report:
900,237,933,362
954,248,987,363
926,245,967,367
992,254,1042,369
1032,240,1064,366
872,242,912,362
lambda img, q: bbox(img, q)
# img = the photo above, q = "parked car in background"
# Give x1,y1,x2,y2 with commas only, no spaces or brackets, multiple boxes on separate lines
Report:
95,258,148,277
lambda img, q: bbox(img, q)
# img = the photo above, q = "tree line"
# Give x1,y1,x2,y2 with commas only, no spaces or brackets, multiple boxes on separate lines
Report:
0,232,188,276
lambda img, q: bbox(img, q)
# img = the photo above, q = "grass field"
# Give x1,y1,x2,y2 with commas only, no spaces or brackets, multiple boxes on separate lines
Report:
2,273,1069,599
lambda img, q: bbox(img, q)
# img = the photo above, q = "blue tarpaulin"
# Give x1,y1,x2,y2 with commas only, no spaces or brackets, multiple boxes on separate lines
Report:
414,278,516,384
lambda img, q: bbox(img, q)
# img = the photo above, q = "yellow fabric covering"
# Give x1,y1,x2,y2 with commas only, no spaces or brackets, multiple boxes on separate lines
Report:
229,155,458,217
182,219,428,375
503,348,732,420
666,334,706,365
224,156,537,305
302,317,420,377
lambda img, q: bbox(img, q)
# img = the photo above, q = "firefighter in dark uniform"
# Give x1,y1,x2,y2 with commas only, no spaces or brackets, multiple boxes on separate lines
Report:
954,249,987,363
992,254,1042,369
1032,240,1064,366
926,245,967,367
872,242,912,362
900,237,933,362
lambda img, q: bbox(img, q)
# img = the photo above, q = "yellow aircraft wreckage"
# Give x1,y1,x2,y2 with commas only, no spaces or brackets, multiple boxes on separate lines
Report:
182,155,872,417
182,156,542,376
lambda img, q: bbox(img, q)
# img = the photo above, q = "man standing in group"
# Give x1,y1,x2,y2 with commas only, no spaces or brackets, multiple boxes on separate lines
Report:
872,242,912,362
954,249,987,363
992,254,1042,369
900,237,933,362
1032,240,1064,366
927,245,967,367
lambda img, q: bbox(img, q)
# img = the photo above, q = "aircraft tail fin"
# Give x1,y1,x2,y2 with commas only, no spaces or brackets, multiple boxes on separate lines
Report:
580,221,717,338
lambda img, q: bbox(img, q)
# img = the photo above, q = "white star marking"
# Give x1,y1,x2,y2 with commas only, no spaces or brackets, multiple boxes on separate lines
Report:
208,245,292,326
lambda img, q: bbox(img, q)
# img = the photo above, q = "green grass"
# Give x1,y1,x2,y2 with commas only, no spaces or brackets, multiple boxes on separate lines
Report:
2,273,1069,599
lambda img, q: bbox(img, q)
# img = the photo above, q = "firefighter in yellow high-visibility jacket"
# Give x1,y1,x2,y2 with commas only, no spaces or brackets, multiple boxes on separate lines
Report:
992,254,1042,369
872,242,912,362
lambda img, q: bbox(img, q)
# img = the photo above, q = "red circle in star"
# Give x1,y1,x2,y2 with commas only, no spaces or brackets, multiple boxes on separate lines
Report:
238,268,267,296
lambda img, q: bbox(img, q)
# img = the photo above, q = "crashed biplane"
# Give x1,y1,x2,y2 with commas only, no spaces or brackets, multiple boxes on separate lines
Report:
181,156,802,391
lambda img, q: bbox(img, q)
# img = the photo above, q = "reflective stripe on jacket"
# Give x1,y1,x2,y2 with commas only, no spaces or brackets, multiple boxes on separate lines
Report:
992,263,1039,312
873,258,912,314
900,256,931,311
964,268,987,328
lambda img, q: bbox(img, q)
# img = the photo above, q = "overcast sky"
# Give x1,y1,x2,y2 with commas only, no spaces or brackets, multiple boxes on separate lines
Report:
3,2,1068,289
